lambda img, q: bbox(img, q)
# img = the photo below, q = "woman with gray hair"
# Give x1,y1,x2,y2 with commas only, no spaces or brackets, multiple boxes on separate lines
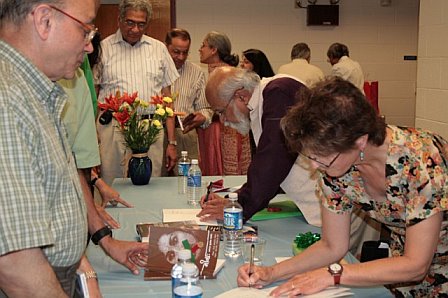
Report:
198,31,251,176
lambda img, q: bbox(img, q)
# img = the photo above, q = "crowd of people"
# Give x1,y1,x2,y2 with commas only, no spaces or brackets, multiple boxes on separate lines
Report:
0,0,446,297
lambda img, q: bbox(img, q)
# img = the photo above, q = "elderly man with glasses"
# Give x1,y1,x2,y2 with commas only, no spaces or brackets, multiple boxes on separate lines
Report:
94,0,179,182
164,28,213,162
197,66,380,258
0,0,99,296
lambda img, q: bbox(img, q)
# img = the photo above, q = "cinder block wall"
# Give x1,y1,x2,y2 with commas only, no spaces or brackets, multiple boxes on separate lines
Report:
177,0,419,127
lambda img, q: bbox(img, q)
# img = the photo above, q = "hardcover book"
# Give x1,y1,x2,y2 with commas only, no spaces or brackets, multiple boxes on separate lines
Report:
144,226,221,280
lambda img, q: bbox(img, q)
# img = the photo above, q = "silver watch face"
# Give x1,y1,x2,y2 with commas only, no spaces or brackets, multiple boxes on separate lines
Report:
329,263,342,273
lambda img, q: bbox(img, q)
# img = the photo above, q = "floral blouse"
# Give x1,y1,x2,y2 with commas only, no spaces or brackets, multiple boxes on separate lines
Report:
319,125,448,297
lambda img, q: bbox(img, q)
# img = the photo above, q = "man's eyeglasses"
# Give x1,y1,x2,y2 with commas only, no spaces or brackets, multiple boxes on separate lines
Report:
124,20,147,30
213,97,234,118
212,87,245,118
301,152,341,168
171,49,189,56
49,5,98,45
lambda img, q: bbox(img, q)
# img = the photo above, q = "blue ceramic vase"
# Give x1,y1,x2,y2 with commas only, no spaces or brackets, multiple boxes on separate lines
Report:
128,149,152,185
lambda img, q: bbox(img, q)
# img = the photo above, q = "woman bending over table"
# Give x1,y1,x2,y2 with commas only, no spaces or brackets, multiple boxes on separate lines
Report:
237,77,447,297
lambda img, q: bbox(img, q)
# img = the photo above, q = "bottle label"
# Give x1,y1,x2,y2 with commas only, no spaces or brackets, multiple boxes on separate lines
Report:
187,175,201,187
223,209,243,230
178,163,190,176
173,285,202,298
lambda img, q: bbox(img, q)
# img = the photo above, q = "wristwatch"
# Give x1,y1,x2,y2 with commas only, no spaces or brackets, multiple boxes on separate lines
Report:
168,140,177,146
327,263,343,285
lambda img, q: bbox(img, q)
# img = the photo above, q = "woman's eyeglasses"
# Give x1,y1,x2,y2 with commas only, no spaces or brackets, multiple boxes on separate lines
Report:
300,152,341,168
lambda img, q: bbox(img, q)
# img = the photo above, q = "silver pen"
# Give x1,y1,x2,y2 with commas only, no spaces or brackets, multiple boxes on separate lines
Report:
249,243,255,287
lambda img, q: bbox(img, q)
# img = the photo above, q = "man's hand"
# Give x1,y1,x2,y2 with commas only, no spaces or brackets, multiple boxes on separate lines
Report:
95,205,120,229
197,193,228,221
182,112,205,133
99,237,149,275
96,179,133,208
165,144,177,171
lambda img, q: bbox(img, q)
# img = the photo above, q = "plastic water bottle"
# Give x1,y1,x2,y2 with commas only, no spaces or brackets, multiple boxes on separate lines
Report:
178,151,191,194
223,193,243,257
187,159,201,206
171,249,192,298
173,263,203,298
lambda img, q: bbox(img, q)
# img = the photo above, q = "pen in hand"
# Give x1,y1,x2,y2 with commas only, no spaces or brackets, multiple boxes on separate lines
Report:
203,182,213,204
249,243,255,288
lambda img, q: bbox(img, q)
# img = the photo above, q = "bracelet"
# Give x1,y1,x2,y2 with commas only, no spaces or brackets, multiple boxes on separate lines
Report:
90,177,99,187
84,270,97,281
91,226,112,245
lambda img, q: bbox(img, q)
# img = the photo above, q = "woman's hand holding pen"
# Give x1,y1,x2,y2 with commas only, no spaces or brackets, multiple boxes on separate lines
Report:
196,193,227,221
237,263,273,289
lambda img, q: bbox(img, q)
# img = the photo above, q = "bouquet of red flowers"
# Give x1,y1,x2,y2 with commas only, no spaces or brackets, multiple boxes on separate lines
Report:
98,91,174,151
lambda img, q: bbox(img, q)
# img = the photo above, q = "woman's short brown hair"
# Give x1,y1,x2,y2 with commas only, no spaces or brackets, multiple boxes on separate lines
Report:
281,77,386,156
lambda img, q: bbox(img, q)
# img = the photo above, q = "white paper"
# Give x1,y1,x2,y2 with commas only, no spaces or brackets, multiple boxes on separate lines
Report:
214,286,353,298
275,257,291,263
213,259,225,277
162,209,218,226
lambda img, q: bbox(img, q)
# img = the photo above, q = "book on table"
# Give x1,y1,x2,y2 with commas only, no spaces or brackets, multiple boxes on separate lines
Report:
143,225,222,280
136,221,199,243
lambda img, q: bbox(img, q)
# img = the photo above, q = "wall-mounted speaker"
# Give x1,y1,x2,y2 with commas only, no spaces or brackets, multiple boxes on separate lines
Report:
307,5,339,26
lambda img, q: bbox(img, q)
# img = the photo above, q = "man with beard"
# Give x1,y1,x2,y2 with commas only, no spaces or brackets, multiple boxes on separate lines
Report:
197,66,319,224
197,67,381,257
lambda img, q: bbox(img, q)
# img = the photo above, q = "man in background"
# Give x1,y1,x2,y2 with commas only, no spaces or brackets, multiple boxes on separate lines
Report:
278,42,324,87
165,28,213,161
327,42,365,93
0,0,97,296
94,0,179,182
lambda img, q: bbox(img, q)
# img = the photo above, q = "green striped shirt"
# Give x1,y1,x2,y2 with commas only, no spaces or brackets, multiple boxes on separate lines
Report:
0,40,87,267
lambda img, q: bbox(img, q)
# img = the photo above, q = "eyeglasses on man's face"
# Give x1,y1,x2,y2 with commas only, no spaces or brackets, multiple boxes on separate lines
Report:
170,48,189,57
124,19,147,30
212,87,245,119
49,5,98,45
301,152,341,168
213,98,234,119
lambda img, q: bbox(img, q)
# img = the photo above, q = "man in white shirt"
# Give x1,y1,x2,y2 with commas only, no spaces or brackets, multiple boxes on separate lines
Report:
278,42,324,87
164,28,213,160
327,42,365,93
94,0,179,183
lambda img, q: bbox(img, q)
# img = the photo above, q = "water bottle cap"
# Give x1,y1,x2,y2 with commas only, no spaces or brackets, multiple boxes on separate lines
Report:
191,159,198,165
181,151,188,156
228,193,238,200
178,249,191,260
182,263,198,275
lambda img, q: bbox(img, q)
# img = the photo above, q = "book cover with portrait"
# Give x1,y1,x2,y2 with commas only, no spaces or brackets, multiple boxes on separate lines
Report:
136,221,199,242
144,226,221,280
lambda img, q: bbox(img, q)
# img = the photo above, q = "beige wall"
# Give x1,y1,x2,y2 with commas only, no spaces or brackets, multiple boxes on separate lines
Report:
176,0,419,126
416,0,448,139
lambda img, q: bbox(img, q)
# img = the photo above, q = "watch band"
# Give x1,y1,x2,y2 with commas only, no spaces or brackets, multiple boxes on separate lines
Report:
84,270,97,280
168,140,177,146
90,177,99,187
333,273,341,285
91,226,112,245
328,263,343,286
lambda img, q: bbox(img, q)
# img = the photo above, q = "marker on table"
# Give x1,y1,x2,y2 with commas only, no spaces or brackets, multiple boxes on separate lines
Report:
249,243,255,288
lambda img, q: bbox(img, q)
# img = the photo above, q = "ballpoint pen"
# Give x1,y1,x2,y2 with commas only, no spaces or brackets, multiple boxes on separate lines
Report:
249,243,255,288
203,181,213,203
